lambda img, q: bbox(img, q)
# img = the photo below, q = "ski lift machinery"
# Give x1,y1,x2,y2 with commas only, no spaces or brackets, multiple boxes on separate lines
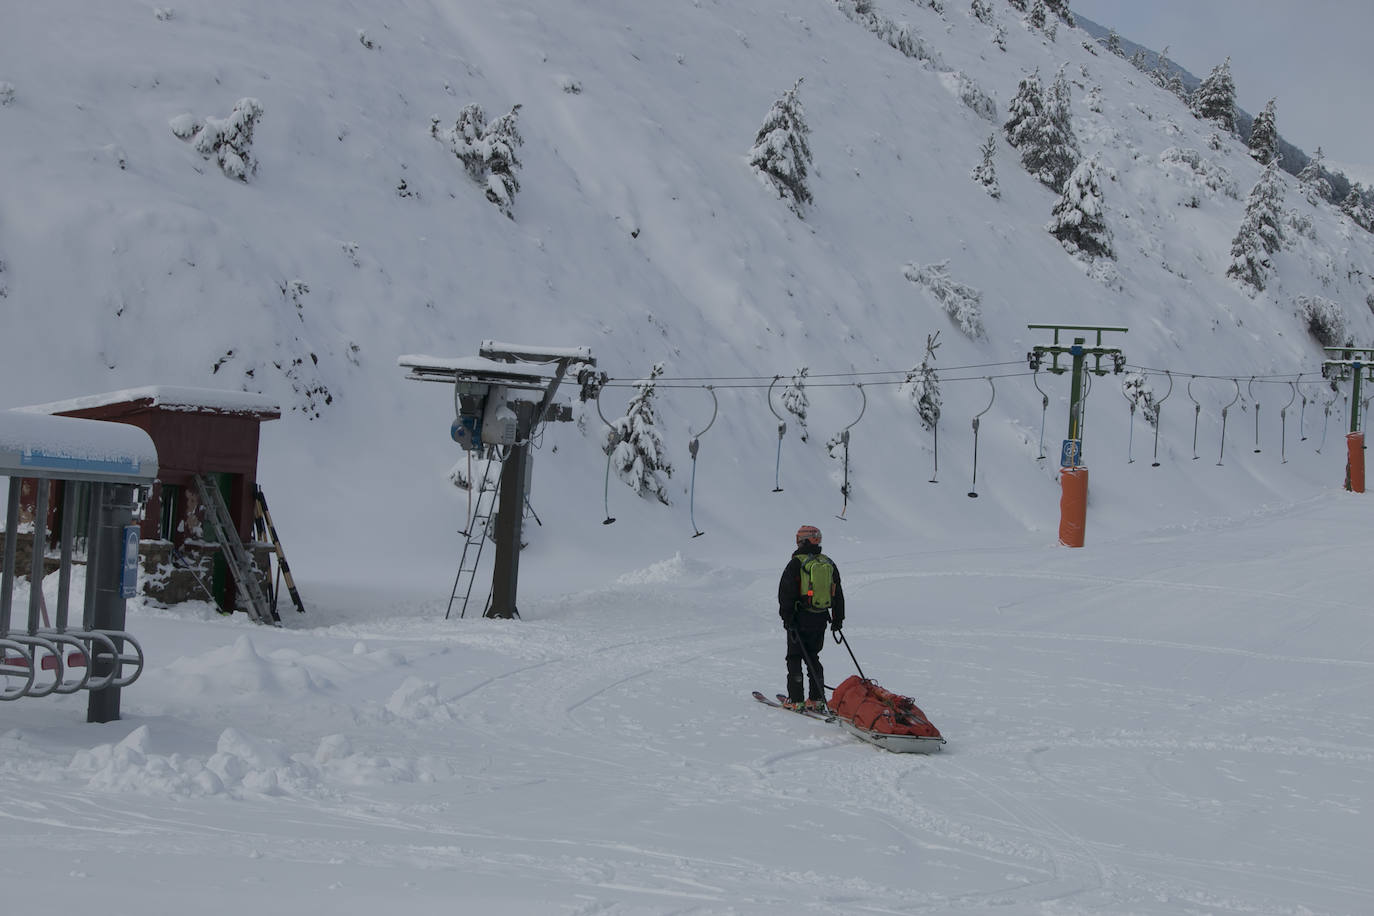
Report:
400,342,594,620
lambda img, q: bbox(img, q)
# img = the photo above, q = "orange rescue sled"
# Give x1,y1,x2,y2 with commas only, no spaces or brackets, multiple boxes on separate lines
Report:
828,675,946,753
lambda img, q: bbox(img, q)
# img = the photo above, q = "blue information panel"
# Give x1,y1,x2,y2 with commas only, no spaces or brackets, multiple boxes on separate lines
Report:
120,524,141,599
1060,438,1083,468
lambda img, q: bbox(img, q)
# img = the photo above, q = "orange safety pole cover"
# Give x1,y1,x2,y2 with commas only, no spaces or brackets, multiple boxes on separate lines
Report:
1346,432,1365,493
1058,467,1088,547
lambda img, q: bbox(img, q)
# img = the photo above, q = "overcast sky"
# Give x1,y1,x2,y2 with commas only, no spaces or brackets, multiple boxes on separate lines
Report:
1072,1,1374,181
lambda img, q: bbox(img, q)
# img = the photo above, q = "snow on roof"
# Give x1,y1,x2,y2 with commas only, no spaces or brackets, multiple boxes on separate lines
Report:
0,409,158,482
478,341,594,362
15,386,281,418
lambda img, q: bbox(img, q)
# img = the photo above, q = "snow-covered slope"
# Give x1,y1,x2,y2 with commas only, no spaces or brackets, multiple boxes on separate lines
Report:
2,3,1373,912
4,0,1372,583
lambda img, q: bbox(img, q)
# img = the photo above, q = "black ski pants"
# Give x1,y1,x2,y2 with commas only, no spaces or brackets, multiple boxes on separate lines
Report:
785,615,829,703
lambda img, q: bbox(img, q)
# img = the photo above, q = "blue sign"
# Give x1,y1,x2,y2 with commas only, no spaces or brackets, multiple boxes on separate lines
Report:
1060,438,1083,468
120,525,141,599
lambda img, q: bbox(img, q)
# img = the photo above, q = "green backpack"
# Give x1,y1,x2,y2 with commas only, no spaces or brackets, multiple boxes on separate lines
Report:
797,553,837,611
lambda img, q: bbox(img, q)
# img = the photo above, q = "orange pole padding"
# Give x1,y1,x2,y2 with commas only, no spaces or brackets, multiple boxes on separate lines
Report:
1058,467,1088,548
1346,432,1365,493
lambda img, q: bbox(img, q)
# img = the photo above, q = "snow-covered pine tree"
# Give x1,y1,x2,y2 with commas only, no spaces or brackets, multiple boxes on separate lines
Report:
1191,58,1236,132
1008,66,1077,191
903,261,985,338
1006,0,1026,11
1121,372,1160,427
748,78,814,217
1105,30,1122,56
604,363,674,505
1296,295,1350,347
1047,155,1113,260
1027,0,1047,31
1297,146,1333,205
1227,160,1285,293
172,97,264,182
1340,187,1374,232
1003,70,1044,152
1247,98,1278,164
431,103,525,218
970,0,993,26
971,132,1000,198
1043,0,1073,26
781,368,811,441
903,332,943,431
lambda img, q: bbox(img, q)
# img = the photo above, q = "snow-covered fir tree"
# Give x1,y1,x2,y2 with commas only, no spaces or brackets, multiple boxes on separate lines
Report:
780,368,811,441
748,78,813,217
1105,30,1122,56
903,260,985,338
903,332,943,431
1003,70,1044,154
1006,0,1026,11
1191,58,1236,133
1227,160,1286,293
1121,372,1160,427
431,103,525,218
1042,0,1073,26
1297,146,1333,205
971,132,1000,198
1296,295,1350,347
1006,66,1077,191
1047,155,1113,260
171,97,264,182
969,0,993,26
604,363,674,505
1340,187,1374,232
1247,98,1278,164
1026,0,1047,32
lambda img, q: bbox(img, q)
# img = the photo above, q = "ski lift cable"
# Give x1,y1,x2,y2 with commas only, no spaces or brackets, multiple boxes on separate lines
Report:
1186,376,1203,460
1281,376,1299,464
1218,378,1240,466
1032,368,1049,460
835,384,868,521
767,376,787,493
687,385,719,538
1122,376,1137,464
1151,370,1173,467
968,377,996,499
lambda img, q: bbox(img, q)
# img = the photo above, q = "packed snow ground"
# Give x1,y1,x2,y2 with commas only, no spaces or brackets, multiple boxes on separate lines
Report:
3,492,1372,915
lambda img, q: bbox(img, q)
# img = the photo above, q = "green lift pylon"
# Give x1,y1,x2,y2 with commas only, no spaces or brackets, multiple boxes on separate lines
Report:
1321,346,1374,493
1027,324,1128,467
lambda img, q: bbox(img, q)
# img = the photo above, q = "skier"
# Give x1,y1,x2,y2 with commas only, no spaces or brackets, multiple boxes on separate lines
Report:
778,524,845,711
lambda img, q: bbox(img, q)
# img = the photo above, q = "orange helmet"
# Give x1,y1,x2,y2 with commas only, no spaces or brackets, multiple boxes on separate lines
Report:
795,525,822,547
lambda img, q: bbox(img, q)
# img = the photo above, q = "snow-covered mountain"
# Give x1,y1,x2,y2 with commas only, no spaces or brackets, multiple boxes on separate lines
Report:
4,0,1372,583
3,3,1373,913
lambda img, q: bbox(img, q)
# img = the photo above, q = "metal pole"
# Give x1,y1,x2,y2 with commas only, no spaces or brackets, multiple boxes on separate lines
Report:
87,482,137,723
1067,338,1087,441
486,405,534,620
1,479,18,636
1351,363,1363,433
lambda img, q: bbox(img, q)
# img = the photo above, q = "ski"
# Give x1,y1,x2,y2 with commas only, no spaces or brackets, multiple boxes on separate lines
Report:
753,690,945,754
752,690,835,721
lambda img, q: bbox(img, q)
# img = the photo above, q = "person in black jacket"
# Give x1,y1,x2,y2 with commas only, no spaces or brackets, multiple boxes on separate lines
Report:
778,524,845,711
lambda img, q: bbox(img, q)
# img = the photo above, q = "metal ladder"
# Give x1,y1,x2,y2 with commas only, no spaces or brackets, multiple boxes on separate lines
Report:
193,475,278,626
447,457,501,619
